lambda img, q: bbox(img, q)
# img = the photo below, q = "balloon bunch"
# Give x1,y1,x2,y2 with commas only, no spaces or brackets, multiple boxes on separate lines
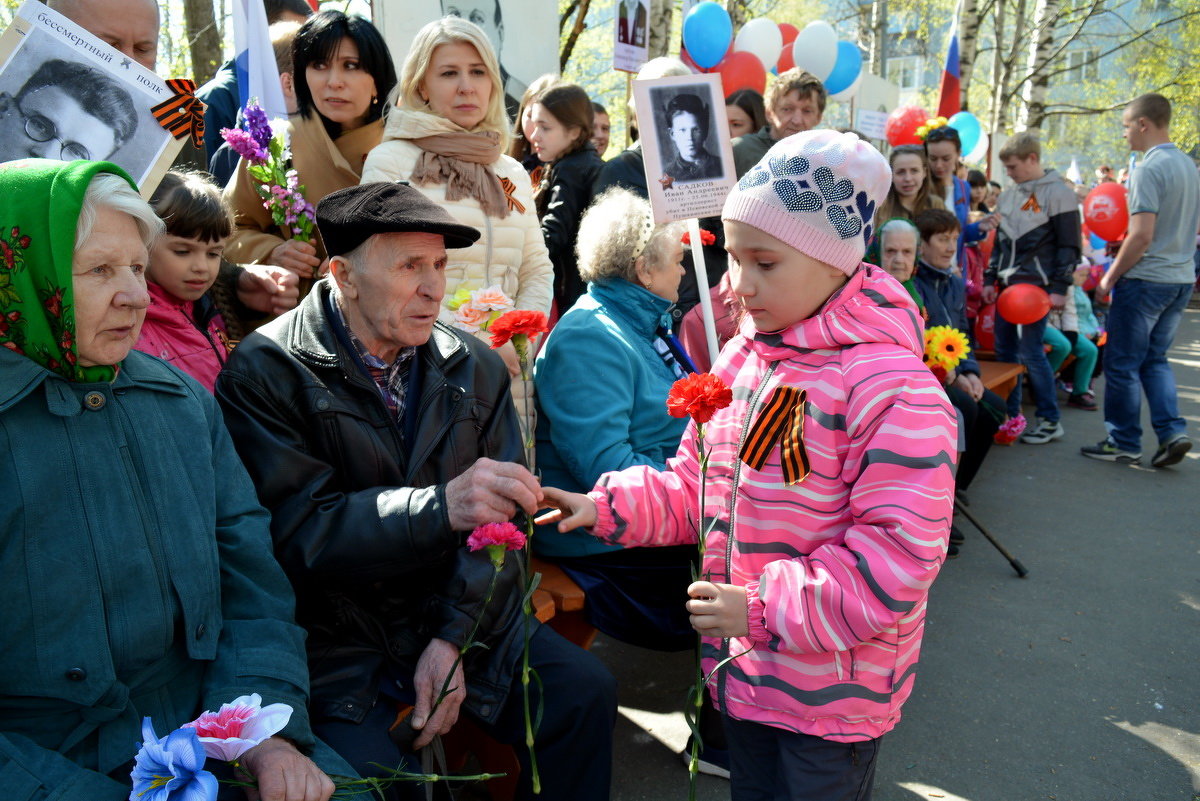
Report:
883,106,988,162
681,3,864,101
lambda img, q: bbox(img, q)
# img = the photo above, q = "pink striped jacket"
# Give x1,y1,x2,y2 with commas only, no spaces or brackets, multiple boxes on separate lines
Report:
588,264,957,741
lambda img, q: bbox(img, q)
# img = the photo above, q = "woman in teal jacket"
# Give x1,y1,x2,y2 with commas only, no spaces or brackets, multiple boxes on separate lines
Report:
533,187,695,650
0,159,338,800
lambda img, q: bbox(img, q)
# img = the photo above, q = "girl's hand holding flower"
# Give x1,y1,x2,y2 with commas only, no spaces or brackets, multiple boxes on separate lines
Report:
686,581,749,639
536,487,598,531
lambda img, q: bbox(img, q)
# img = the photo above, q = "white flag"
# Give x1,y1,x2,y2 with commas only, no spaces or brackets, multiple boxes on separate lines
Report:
232,0,289,121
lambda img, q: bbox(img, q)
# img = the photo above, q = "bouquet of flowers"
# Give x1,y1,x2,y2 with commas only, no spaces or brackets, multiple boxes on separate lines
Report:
923,325,971,384
994,414,1027,445
448,285,514,335
130,694,500,800
221,102,315,243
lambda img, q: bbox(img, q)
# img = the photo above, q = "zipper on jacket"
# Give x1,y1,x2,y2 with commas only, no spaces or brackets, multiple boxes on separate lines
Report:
717,361,778,710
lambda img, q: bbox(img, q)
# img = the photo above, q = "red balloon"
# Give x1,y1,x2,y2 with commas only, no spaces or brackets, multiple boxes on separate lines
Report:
716,50,767,96
997,284,1051,325
1083,183,1129,242
885,105,930,147
777,23,799,71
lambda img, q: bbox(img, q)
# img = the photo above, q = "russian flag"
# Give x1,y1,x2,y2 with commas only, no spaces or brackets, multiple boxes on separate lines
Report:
232,0,289,121
936,14,961,119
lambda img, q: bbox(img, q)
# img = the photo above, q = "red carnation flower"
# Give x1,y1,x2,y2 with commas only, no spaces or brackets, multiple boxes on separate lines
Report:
666,372,732,425
467,521,527,553
681,229,716,247
929,364,948,384
489,309,549,349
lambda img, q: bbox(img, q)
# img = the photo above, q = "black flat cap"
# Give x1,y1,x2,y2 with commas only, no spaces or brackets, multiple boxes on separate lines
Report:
316,182,481,257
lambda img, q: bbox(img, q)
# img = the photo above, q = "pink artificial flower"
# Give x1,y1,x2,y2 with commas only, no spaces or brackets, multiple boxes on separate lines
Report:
181,694,292,762
453,303,491,333
467,522,527,552
470,286,514,312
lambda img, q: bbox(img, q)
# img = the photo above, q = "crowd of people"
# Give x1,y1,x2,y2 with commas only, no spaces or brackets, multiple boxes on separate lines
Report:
1,1,1197,801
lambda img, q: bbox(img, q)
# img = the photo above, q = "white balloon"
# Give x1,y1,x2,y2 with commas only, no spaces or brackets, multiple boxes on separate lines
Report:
965,131,990,164
791,21,838,83
829,72,863,102
734,18,784,73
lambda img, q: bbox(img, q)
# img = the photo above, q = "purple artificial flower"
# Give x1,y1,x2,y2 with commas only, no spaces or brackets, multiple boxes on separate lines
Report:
243,102,273,151
130,718,218,801
220,128,267,164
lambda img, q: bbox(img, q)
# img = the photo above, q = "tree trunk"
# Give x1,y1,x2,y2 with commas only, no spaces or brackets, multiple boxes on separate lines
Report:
647,0,673,60
1017,0,1058,131
727,0,751,33
988,0,1027,137
183,0,222,84
958,0,981,109
558,0,592,71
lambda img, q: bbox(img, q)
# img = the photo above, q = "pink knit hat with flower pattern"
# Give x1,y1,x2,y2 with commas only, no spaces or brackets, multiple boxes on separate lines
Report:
722,129,892,275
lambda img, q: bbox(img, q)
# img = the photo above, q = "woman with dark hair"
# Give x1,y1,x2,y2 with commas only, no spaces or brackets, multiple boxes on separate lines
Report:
724,88,765,139
0,58,137,163
967,168,990,212
923,125,994,267
528,82,603,313
875,145,943,224
507,72,559,170
225,10,396,285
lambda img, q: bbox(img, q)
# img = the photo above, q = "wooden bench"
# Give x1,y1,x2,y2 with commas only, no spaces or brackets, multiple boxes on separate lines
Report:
979,359,1025,399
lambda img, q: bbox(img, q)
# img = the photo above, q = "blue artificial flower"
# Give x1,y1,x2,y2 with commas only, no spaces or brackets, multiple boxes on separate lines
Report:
243,102,274,151
130,718,218,801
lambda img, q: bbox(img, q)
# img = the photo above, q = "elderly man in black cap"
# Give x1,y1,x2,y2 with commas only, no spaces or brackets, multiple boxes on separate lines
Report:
216,182,616,801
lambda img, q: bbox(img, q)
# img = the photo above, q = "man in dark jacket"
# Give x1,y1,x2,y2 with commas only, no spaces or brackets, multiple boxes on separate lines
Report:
216,183,615,801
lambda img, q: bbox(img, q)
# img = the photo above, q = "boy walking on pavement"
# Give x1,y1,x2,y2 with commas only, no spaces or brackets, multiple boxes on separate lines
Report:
983,132,1080,444
1081,93,1198,467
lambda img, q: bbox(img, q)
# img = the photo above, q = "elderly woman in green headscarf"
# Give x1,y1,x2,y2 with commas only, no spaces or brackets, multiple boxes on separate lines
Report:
0,159,338,800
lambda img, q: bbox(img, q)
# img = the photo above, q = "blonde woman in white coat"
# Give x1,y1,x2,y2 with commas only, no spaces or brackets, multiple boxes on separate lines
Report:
361,17,552,426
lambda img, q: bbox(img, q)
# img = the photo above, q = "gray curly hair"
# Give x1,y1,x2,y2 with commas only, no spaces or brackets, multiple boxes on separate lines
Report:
576,188,685,285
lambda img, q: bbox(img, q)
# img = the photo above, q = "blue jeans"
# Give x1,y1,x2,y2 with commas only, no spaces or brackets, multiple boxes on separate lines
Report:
1102,278,1191,450
993,304,1058,422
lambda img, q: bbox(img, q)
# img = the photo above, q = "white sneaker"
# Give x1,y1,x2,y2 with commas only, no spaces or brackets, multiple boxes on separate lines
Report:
1020,417,1064,444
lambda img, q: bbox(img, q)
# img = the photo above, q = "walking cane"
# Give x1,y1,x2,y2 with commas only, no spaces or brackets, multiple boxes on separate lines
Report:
955,502,1029,578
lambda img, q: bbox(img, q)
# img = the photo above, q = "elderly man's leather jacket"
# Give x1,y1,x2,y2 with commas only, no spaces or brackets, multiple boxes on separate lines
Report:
216,281,526,726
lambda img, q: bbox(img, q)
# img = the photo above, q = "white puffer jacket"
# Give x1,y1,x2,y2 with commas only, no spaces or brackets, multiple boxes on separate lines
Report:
361,110,553,429
361,112,553,322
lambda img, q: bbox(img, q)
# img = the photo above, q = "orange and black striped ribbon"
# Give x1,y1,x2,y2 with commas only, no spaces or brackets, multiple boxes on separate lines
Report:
151,78,206,150
499,176,526,213
739,385,811,485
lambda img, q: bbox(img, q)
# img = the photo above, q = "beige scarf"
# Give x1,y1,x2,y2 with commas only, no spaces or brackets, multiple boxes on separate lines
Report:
392,109,509,219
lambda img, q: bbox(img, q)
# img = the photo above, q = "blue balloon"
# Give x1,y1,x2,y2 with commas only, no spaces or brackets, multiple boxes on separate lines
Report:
948,111,982,155
682,2,733,70
823,41,862,96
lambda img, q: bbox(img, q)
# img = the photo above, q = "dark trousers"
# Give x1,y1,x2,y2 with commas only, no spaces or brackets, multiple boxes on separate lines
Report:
552,544,697,652
725,716,880,801
314,624,616,801
945,384,1003,491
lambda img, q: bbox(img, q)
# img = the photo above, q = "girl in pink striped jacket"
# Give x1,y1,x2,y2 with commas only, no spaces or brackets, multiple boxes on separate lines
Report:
542,130,957,800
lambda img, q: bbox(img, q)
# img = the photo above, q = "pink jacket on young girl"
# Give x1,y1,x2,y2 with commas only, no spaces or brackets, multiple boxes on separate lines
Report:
589,264,957,742
135,282,230,392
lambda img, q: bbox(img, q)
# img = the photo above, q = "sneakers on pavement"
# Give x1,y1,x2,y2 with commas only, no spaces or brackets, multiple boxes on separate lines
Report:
1067,392,1098,411
1020,417,1065,444
1080,438,1142,463
1151,435,1192,468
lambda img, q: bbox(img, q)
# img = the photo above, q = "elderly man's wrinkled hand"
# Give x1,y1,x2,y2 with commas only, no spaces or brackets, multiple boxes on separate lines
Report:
239,736,335,801
445,458,542,531
411,638,466,749
269,239,321,278
238,265,301,316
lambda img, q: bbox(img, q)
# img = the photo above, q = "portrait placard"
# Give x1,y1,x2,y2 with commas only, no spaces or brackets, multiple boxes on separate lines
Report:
374,0,558,122
612,0,649,73
0,1,182,196
633,73,736,224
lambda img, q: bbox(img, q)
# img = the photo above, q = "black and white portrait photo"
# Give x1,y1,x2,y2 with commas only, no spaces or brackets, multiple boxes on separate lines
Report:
380,0,557,123
651,85,723,183
0,2,178,189
633,73,736,223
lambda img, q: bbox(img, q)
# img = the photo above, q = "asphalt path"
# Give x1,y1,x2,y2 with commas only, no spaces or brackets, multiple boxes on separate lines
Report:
600,304,1200,801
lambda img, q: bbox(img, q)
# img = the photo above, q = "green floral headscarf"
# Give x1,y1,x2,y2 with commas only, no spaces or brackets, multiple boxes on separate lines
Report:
0,158,141,383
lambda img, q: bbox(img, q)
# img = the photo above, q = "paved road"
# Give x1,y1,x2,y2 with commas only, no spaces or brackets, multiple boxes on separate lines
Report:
599,305,1200,801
